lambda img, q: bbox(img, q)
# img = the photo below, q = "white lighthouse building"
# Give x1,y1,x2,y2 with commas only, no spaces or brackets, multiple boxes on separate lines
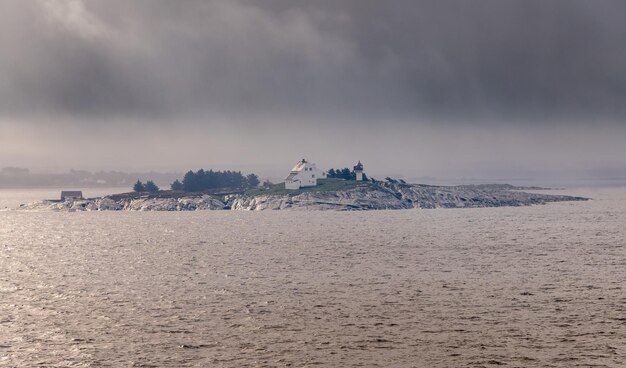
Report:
285,159,326,190
353,161,364,181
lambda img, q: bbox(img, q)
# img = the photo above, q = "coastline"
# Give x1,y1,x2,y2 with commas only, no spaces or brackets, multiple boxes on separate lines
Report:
15,180,588,212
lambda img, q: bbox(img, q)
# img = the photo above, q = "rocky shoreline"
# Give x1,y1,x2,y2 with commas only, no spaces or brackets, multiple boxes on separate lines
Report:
16,181,588,211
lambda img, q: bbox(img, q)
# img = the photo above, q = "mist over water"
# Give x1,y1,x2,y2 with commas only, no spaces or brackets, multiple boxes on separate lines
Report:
1,1,626,366
1,187,624,367
2,1,626,179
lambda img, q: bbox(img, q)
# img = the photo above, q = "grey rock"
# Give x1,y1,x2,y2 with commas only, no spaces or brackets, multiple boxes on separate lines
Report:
16,182,587,212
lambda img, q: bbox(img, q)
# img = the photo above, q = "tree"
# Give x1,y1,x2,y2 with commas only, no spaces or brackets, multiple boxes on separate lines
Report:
326,167,358,180
340,168,353,180
133,180,145,192
246,173,260,188
170,179,183,191
182,170,198,192
144,180,159,193
196,169,207,189
179,169,259,192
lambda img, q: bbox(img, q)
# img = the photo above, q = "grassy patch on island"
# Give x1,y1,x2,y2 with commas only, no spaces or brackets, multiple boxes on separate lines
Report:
245,178,360,196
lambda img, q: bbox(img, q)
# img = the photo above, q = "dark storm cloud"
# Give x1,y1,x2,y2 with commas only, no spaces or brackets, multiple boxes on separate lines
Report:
1,0,626,121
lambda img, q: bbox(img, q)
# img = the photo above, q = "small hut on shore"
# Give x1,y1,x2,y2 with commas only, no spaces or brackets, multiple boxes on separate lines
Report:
61,191,83,201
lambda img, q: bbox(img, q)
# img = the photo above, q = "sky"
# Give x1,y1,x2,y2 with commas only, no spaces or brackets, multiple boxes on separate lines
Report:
1,0,625,184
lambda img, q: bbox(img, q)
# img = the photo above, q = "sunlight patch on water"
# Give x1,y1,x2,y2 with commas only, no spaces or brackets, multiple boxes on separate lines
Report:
0,187,624,367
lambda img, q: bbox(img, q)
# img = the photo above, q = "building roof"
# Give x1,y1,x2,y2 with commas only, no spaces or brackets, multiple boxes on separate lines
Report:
285,159,321,180
353,161,364,171
290,159,308,172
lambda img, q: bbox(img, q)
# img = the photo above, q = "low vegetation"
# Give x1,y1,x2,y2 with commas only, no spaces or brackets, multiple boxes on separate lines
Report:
245,178,361,196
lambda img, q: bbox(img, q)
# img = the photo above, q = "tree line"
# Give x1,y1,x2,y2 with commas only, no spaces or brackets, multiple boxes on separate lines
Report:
173,169,259,192
133,180,159,193
326,168,368,181
133,169,260,193
133,166,370,193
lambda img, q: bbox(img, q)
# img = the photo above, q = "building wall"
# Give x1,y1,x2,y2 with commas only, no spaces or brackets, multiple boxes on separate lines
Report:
285,162,325,190
285,180,300,190
61,191,83,201
299,164,324,188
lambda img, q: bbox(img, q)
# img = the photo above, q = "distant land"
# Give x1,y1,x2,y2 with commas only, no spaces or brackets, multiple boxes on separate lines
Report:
3,166,626,189
0,167,180,188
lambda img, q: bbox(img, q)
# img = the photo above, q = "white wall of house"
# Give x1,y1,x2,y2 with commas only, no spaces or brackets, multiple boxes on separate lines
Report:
285,179,301,190
285,159,326,190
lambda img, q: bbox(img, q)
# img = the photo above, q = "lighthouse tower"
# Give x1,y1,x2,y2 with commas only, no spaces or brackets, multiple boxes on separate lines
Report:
353,161,364,181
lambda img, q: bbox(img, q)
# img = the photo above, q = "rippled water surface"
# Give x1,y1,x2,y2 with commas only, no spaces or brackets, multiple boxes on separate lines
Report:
0,188,624,367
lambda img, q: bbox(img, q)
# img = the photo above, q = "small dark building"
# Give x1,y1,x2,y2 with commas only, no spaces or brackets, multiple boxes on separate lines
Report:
61,191,83,201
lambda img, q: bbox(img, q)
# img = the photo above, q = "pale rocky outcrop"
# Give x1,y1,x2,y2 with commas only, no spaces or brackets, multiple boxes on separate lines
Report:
229,182,586,211
230,185,408,211
19,194,225,212
16,182,587,212
121,195,224,211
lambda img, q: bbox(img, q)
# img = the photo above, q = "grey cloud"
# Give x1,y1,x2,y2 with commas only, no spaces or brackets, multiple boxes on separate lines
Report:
0,0,359,118
1,0,625,121
2,0,626,183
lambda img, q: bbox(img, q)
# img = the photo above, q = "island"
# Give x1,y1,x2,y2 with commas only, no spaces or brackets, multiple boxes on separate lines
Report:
17,178,587,211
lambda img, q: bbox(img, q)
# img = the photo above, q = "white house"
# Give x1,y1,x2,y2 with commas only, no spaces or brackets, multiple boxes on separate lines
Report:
285,159,326,190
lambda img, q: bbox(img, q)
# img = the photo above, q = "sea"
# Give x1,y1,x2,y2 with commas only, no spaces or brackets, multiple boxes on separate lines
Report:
0,187,624,367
